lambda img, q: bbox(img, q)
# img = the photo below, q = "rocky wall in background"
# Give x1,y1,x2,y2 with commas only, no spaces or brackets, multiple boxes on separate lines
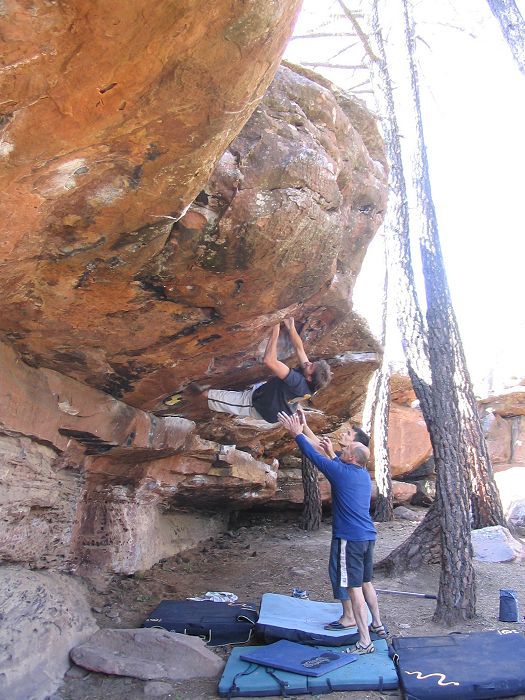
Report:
365,377,525,528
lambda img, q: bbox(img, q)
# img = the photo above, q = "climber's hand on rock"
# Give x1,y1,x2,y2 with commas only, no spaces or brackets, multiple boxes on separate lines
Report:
283,317,295,331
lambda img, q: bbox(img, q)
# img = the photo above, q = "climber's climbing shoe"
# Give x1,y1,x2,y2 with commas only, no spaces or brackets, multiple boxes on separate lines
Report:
287,394,311,405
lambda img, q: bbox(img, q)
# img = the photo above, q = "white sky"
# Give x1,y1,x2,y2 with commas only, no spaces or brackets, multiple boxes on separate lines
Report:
285,0,525,395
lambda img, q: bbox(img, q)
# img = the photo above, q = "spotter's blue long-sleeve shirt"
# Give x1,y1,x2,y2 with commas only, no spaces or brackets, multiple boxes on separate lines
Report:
296,434,376,542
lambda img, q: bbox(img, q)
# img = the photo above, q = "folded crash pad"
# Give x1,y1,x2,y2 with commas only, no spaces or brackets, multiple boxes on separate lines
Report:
255,592,372,646
143,600,258,646
240,639,357,676
392,629,525,699
218,639,397,696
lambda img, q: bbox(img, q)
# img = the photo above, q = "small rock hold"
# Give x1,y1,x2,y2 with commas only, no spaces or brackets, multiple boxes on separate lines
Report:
91,606,103,614
399,623,411,629
250,551,257,557
106,610,120,619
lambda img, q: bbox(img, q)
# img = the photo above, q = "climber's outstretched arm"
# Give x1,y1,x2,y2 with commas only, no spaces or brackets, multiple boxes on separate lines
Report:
283,317,309,367
263,324,290,380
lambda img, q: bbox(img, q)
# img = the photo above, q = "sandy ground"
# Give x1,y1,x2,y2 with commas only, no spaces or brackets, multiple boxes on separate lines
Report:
55,512,525,700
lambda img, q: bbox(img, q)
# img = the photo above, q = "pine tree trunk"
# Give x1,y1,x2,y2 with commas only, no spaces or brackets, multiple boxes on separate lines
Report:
400,0,505,533
372,257,393,522
373,366,393,521
376,503,441,572
362,368,380,438
355,0,478,622
487,0,525,76
340,1,504,622
399,0,479,622
300,454,322,531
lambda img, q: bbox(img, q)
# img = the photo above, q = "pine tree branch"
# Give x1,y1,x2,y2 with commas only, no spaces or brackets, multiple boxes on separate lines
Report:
336,0,379,62
300,62,367,69
291,32,357,39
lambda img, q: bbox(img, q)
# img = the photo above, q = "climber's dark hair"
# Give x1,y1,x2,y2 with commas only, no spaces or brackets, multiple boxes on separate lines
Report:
310,359,332,393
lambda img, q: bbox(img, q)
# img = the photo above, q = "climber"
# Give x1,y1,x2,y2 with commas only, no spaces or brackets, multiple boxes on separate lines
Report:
178,318,332,425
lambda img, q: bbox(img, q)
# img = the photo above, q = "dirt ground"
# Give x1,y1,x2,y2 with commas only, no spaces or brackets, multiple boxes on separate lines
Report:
55,511,525,700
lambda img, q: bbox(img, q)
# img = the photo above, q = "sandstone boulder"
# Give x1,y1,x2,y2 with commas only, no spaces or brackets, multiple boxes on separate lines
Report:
270,467,332,508
390,374,418,406
479,388,525,418
393,506,425,522
512,416,525,464
403,457,435,480
471,525,524,563
387,404,432,478
70,628,223,681
0,0,302,384
0,566,97,700
371,480,417,505
1,56,385,423
1,56,387,577
506,500,525,536
481,412,512,464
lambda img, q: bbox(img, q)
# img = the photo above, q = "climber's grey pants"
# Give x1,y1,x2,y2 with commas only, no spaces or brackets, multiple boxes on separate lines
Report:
208,386,265,420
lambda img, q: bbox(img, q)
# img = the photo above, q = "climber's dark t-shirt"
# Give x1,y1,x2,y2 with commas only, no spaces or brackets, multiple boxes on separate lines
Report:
252,368,312,424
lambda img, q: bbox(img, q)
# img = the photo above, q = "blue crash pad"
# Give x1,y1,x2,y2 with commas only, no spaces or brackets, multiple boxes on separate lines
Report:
255,592,372,646
218,640,397,697
392,629,525,699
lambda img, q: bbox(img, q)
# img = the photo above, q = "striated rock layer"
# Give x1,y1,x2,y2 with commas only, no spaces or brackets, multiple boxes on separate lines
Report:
0,340,275,574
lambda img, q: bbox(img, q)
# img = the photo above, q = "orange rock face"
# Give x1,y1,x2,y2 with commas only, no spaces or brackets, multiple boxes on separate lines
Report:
479,388,525,418
482,412,512,464
2,57,386,440
386,404,432,478
0,0,302,379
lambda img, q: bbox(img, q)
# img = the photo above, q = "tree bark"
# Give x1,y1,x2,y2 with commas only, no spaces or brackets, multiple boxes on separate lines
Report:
399,0,479,622
372,364,393,521
300,453,322,531
376,502,441,572
362,239,387,438
362,367,380,438
372,254,394,522
487,0,525,76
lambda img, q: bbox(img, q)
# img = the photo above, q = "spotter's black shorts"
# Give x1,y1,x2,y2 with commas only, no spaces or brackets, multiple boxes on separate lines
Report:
329,538,375,594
